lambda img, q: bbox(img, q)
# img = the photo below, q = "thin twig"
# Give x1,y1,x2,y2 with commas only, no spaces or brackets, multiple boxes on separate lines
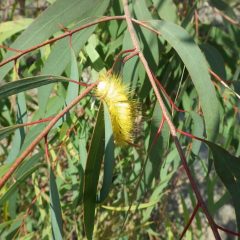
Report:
179,202,200,239
0,45,24,53
216,224,240,237
209,69,240,100
0,16,125,68
213,8,240,27
0,83,97,190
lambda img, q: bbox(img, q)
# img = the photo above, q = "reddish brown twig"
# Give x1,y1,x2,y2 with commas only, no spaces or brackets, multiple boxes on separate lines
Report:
0,83,97,190
176,128,203,142
0,16,125,68
180,202,200,239
122,0,221,238
152,72,186,114
216,224,240,237
194,10,199,38
209,69,240,100
122,50,139,63
0,45,24,53
44,135,51,166
110,48,136,73
213,8,240,27
151,117,165,147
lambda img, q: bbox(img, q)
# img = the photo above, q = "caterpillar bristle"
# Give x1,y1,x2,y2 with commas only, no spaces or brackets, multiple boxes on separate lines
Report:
95,73,138,146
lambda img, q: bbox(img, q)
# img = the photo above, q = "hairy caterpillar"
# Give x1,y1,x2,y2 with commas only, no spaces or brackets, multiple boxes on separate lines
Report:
95,73,137,146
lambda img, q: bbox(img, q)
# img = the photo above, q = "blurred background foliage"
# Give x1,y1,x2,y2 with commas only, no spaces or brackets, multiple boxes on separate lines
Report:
0,0,240,239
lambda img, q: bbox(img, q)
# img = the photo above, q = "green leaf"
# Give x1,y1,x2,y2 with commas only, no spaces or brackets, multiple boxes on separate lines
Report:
0,164,11,178
206,141,240,231
134,0,159,66
0,18,33,43
190,111,204,155
153,0,177,22
0,75,69,99
122,30,139,89
98,103,115,202
85,35,105,72
6,91,27,163
49,168,63,240
15,152,44,178
0,213,24,230
0,214,24,239
148,20,220,140
20,122,48,154
201,43,226,80
0,125,23,140
83,104,105,240
65,48,79,105
102,199,158,211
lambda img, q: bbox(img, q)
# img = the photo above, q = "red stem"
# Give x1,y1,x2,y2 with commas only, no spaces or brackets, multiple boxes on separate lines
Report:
0,45,24,53
44,135,50,166
176,128,204,142
122,50,139,63
152,72,185,113
0,16,125,68
216,224,240,237
180,202,200,239
151,117,165,147
110,48,136,73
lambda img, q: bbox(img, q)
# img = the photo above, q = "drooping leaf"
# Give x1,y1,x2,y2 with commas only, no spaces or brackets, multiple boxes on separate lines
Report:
98,103,115,202
0,18,33,43
0,75,69,99
152,0,177,22
65,48,79,105
148,20,220,140
0,125,23,140
206,141,240,231
83,104,105,240
49,168,63,240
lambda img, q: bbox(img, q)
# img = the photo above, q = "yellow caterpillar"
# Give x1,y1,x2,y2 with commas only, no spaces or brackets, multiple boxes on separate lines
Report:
95,73,137,146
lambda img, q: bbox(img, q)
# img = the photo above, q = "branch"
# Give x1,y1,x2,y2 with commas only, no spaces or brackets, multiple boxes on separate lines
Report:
180,202,200,239
122,0,221,239
0,16,125,68
0,83,97,190
216,224,240,237
209,69,240,100
213,8,240,27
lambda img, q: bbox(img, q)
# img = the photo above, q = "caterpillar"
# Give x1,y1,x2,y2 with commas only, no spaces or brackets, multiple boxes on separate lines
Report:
95,73,137,146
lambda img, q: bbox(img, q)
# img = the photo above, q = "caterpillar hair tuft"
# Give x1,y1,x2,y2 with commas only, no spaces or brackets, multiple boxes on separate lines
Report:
95,73,138,146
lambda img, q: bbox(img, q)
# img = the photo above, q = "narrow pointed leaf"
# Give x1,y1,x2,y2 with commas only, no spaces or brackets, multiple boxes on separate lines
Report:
98,103,115,202
83,104,104,240
149,20,220,140
206,142,240,232
0,75,69,99
49,168,63,240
